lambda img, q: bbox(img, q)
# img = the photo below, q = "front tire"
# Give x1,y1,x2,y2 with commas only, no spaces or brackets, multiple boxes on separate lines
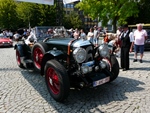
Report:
44,60,70,102
110,55,119,82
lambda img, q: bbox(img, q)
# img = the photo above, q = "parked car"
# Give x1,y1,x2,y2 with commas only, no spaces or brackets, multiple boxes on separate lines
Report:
14,35,119,102
0,35,13,47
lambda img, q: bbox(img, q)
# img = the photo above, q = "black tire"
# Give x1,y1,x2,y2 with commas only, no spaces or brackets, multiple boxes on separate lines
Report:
16,49,24,68
44,60,70,102
110,55,119,82
31,42,49,71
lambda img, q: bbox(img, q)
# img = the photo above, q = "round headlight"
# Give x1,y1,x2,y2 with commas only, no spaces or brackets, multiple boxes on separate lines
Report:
99,44,109,57
108,42,113,51
73,48,86,63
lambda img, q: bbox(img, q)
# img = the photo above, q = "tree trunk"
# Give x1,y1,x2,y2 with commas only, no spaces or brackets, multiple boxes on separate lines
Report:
112,19,117,33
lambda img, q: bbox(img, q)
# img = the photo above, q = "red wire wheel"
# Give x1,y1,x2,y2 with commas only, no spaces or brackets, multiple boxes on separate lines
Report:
45,60,70,102
32,42,49,71
46,67,60,95
16,49,24,68
16,50,21,65
33,47,44,70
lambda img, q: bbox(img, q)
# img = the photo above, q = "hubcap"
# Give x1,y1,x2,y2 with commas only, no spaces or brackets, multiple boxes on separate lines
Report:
33,47,44,69
46,68,60,95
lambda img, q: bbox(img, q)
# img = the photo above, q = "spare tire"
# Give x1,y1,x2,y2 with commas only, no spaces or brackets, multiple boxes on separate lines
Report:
31,42,49,71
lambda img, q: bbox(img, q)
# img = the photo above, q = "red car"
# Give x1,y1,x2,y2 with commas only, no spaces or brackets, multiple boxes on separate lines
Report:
0,35,13,47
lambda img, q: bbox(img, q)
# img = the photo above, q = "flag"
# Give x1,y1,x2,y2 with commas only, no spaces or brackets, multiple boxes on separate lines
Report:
16,0,54,5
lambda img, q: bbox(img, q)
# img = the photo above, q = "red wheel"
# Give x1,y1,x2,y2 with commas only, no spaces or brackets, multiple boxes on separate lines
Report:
46,67,60,95
16,49,24,68
45,60,70,102
32,42,48,71
33,47,44,70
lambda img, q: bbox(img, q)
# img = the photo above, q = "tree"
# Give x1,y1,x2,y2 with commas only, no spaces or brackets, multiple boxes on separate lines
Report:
16,2,57,28
0,0,18,29
128,0,150,25
37,4,57,26
16,2,39,28
63,12,83,29
76,0,140,32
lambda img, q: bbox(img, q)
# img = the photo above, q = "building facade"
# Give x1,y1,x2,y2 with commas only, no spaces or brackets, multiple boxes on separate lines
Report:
64,2,99,32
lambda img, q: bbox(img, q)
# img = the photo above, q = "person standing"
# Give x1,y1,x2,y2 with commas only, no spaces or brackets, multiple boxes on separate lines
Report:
73,28,80,39
93,26,100,46
120,24,134,71
131,24,147,63
80,29,86,40
87,28,94,43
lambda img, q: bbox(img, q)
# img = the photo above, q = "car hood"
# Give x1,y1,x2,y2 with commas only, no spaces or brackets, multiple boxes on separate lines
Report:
45,38,91,47
45,38,73,46
0,38,11,42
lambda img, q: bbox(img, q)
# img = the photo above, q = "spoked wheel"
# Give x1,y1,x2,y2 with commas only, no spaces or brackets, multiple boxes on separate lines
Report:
45,60,70,102
16,49,24,68
32,42,48,71
46,67,60,95
33,47,44,70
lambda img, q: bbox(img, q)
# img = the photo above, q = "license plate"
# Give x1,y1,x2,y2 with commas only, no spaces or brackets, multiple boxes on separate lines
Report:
93,77,110,87
3,43,9,46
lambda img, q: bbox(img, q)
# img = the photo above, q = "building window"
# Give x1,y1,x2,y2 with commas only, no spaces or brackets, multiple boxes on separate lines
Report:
70,4,74,8
65,4,74,8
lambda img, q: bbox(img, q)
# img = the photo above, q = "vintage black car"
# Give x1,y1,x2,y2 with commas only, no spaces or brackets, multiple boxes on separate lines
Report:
14,36,119,102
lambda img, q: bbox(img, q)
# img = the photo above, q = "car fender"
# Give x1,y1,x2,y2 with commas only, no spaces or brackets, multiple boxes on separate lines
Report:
40,50,65,75
14,43,25,57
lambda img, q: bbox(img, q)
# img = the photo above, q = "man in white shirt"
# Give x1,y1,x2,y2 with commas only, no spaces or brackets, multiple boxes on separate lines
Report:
131,24,147,63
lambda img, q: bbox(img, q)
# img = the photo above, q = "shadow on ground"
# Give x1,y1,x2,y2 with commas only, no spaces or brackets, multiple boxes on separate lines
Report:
19,69,145,113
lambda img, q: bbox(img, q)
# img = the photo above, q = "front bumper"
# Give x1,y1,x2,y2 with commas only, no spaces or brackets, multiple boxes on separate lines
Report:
84,69,112,87
0,42,13,47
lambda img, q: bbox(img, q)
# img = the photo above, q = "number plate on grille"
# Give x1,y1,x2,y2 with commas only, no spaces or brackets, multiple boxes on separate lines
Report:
93,77,110,87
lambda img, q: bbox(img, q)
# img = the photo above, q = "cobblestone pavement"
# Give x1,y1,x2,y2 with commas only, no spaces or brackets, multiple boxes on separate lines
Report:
0,47,150,113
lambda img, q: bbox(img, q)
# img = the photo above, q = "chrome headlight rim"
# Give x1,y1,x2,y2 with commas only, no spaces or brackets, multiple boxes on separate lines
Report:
73,47,86,63
99,44,110,57
108,43,113,52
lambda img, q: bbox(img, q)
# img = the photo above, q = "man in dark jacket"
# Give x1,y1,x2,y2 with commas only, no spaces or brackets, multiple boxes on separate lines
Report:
120,24,134,71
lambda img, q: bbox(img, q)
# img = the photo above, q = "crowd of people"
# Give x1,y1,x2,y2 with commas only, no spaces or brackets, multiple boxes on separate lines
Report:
0,30,13,39
68,26,108,47
1,24,147,71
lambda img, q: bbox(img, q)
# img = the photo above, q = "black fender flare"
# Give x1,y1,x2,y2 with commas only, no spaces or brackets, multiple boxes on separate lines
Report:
40,50,65,75
14,43,25,57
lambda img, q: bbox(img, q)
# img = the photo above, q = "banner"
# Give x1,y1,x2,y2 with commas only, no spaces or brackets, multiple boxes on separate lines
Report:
63,0,80,4
16,0,54,5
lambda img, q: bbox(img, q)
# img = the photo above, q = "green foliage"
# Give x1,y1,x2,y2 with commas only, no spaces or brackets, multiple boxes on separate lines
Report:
16,2,35,27
128,0,150,24
37,4,56,26
63,12,83,29
0,0,18,29
76,0,140,32
16,2,57,28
